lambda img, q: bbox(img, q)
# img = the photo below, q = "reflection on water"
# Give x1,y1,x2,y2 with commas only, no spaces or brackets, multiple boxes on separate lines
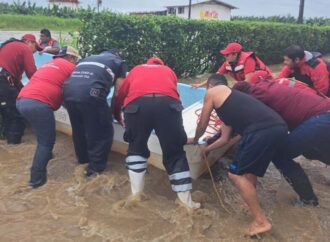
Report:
0,128,330,241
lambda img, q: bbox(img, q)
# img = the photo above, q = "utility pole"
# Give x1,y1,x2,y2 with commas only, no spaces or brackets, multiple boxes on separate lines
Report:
97,0,102,12
297,0,305,24
188,0,192,19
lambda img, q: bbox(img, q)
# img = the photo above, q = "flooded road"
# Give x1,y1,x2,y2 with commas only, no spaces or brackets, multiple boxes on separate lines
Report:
0,128,330,241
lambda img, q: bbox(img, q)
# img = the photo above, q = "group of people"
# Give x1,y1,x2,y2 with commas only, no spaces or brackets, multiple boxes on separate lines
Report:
0,34,329,237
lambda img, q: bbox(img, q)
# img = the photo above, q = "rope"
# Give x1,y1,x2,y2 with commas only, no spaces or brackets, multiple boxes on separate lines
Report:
199,145,232,214
195,108,221,134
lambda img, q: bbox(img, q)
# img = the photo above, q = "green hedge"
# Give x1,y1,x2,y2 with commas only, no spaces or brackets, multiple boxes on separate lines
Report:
79,13,330,77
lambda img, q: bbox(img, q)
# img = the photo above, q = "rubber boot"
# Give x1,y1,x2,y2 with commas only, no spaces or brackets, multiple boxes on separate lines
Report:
128,170,146,195
283,167,319,206
177,191,201,209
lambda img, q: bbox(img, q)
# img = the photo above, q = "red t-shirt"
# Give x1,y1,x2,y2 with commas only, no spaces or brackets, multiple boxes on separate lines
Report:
0,41,37,88
278,57,329,95
118,64,179,107
18,58,75,110
233,80,330,131
113,64,180,121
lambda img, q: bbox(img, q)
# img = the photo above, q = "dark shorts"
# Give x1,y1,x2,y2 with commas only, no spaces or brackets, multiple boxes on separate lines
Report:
229,124,287,177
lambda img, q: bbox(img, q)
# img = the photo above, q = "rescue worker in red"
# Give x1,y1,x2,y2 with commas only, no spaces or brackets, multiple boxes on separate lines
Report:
113,57,201,210
250,70,317,95
16,46,79,188
39,29,60,55
278,45,330,96
234,80,328,207
192,42,272,87
0,34,42,144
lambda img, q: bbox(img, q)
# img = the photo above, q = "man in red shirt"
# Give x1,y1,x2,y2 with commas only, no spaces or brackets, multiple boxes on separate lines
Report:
0,34,42,144
249,70,317,95
113,57,200,210
278,45,329,96
234,80,330,205
192,42,272,87
16,46,78,188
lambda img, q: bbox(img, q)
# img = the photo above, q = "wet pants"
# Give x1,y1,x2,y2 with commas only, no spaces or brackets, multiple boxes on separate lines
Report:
65,100,114,172
0,76,25,144
271,112,330,203
16,98,55,182
123,96,192,192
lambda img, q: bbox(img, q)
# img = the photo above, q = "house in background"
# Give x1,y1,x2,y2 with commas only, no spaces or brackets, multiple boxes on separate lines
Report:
130,0,237,20
48,0,80,9
166,0,236,20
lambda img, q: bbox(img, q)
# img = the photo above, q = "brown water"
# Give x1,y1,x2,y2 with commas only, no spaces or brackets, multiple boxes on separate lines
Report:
1,129,330,241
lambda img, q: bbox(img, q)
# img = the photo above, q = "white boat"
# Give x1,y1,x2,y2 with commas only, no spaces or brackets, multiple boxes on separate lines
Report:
22,53,238,179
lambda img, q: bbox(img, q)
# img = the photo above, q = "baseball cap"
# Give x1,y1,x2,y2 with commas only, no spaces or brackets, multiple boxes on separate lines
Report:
146,57,164,65
21,34,43,51
220,42,243,55
53,46,80,59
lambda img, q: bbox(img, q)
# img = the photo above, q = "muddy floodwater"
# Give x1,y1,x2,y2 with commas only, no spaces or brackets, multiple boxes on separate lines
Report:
0,128,330,242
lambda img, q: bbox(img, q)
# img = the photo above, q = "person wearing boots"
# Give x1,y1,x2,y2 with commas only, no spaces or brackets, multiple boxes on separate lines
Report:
187,82,288,236
63,49,127,177
16,46,79,188
113,57,200,210
234,80,330,205
0,34,42,144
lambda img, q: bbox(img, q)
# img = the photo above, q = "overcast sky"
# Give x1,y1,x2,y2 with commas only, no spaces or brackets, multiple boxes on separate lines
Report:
2,0,330,18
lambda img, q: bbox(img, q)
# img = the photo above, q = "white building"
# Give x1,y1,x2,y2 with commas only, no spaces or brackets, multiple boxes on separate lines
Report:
166,0,237,20
48,0,80,10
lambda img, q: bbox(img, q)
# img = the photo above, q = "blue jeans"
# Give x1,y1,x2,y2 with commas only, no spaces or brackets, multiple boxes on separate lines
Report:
288,111,330,165
16,98,55,180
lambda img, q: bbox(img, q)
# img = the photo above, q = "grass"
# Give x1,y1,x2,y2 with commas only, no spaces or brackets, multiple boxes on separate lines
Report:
0,14,81,31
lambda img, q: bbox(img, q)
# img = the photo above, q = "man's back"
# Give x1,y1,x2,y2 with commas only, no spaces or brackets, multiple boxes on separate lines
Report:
234,81,330,130
0,40,36,83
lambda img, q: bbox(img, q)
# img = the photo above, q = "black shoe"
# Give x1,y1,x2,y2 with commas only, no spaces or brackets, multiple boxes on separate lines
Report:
85,167,101,177
299,197,319,207
29,175,47,188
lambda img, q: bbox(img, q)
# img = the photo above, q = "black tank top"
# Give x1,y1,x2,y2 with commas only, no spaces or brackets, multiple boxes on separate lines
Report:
215,89,285,135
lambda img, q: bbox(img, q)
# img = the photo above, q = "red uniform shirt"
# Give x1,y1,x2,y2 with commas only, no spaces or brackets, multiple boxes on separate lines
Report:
274,78,317,94
118,64,179,107
278,57,329,95
18,58,75,110
113,64,180,121
0,41,37,88
218,51,272,82
233,80,330,131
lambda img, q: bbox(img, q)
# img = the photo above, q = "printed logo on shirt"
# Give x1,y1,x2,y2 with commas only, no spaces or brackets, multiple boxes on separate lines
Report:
90,88,100,97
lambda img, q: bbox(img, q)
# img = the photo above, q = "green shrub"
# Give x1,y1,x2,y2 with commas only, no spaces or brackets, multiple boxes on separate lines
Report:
78,13,330,77
0,14,81,30
0,2,96,18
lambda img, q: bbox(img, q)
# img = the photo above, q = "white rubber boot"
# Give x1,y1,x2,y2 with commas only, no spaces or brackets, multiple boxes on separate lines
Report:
128,170,146,195
177,191,201,209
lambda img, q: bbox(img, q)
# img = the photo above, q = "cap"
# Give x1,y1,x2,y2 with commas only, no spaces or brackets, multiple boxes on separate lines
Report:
249,70,272,84
146,57,164,65
53,46,80,59
22,34,43,51
220,42,243,55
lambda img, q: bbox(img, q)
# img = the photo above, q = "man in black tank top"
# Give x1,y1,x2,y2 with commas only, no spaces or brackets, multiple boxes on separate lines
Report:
188,84,287,237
